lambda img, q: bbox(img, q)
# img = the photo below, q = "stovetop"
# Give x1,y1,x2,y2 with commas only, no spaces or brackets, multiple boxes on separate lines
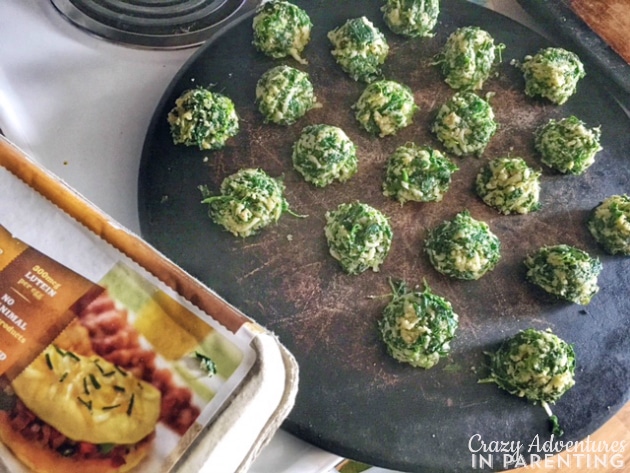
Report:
50,0,259,48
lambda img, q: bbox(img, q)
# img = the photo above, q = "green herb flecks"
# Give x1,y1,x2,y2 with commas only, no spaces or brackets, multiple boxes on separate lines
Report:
77,396,93,412
194,351,218,377
126,393,135,416
53,344,80,361
95,359,116,377
89,373,101,390
102,404,122,411
99,443,116,455
45,353,53,370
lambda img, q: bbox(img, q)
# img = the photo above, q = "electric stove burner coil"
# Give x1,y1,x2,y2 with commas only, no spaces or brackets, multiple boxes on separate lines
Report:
50,0,259,49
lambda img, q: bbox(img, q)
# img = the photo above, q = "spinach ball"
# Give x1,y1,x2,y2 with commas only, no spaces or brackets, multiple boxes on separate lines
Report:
432,91,497,157
588,194,630,255
379,279,459,369
255,65,318,125
475,157,541,215
480,328,575,435
324,202,393,274
199,168,292,238
383,143,458,203
425,210,501,280
514,47,585,105
292,124,358,187
327,16,389,83
534,115,602,175
252,0,312,64
167,87,239,150
381,0,440,38
436,26,505,90
354,80,418,137
524,244,602,305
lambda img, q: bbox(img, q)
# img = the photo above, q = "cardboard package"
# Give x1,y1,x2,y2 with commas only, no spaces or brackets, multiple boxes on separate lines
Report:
0,136,298,473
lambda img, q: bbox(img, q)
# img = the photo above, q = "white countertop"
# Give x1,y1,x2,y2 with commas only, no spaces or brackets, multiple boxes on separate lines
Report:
0,2,550,472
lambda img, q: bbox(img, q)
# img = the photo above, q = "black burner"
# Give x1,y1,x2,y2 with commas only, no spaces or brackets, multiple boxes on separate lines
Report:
50,0,260,49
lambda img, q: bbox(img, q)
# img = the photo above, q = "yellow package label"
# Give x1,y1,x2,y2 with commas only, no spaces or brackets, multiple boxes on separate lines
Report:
0,225,101,379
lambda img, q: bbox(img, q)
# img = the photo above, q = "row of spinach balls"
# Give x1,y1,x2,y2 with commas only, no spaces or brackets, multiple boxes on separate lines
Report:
166,0,630,435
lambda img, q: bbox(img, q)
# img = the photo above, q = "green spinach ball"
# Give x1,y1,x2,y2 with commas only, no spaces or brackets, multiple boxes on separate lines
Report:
381,0,440,38
436,25,505,90
432,91,497,157
475,157,541,215
425,210,501,280
515,47,585,105
383,143,458,203
327,16,389,83
324,202,393,274
167,87,239,150
292,124,358,187
524,244,602,305
588,194,630,255
255,65,318,125
199,168,291,238
252,0,312,64
534,115,602,175
354,80,418,137
379,279,459,369
480,328,575,435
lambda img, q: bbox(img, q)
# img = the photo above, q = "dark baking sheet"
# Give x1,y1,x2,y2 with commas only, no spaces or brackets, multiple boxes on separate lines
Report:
138,1,630,471
516,0,630,109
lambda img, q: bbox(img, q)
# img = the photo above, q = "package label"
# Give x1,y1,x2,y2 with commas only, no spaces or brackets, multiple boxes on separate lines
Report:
0,224,252,473
0,225,101,379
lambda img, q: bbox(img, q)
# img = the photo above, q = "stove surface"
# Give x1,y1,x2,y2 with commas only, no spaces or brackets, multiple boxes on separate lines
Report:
50,0,260,48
